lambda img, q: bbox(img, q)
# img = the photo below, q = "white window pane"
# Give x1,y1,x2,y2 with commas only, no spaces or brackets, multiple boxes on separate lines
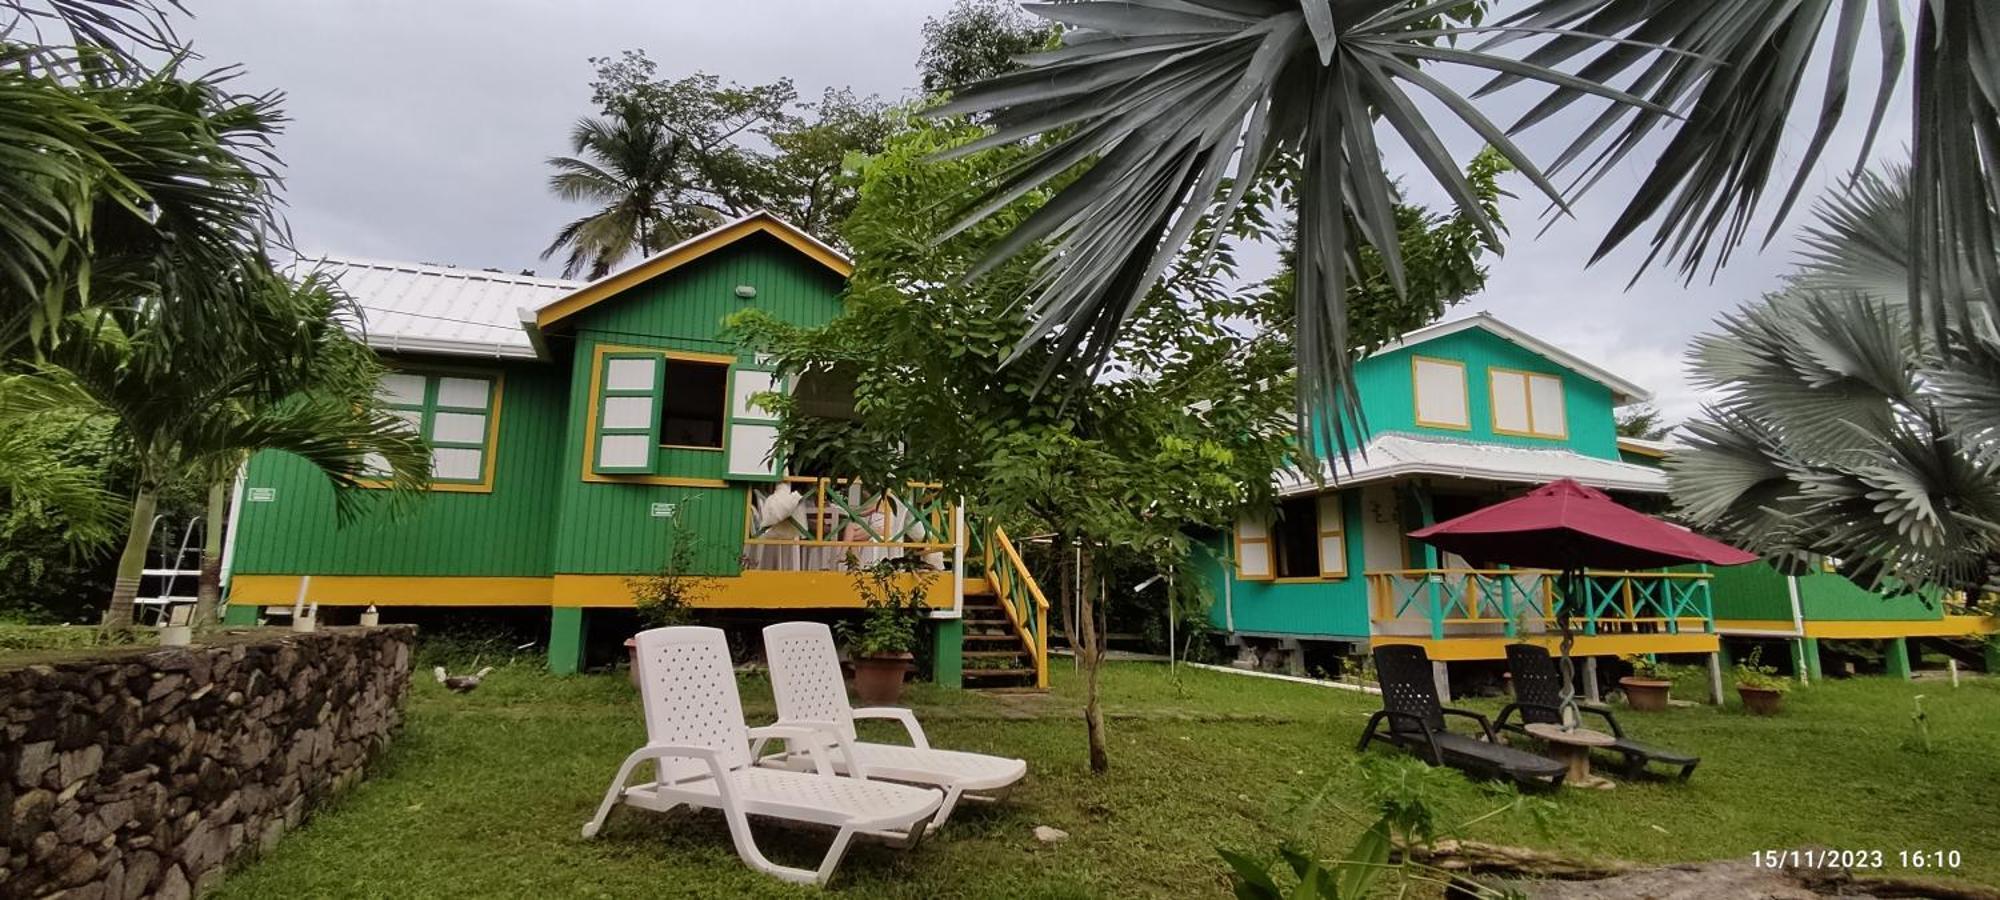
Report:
1238,542,1271,579
1316,493,1341,530
1236,517,1268,541
602,396,653,430
1528,375,1566,437
432,411,487,444
390,409,423,434
1319,536,1346,576
598,434,651,470
731,370,776,419
726,423,779,476
605,357,657,391
1490,371,1530,433
361,452,390,477
435,376,490,409
377,373,426,406
1413,359,1468,428
433,447,483,481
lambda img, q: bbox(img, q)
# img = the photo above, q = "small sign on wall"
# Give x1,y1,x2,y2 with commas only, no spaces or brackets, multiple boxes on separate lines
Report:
649,502,677,518
248,487,277,503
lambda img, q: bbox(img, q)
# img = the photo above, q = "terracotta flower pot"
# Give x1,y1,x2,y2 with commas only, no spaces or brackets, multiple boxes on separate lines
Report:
851,652,914,704
1620,676,1672,712
1737,684,1784,716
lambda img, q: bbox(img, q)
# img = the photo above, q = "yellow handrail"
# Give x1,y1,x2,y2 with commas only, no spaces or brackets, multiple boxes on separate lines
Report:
985,525,1050,689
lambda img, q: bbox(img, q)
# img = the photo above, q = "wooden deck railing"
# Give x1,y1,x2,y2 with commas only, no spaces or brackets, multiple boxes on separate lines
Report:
973,524,1050,688
1366,567,1715,641
741,477,956,572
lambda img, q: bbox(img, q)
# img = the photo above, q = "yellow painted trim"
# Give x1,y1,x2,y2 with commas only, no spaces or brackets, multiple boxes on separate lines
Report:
1410,355,1472,431
581,343,741,486
1375,631,1719,662
1805,617,1997,639
552,570,914,609
228,575,552,607
1713,618,1798,633
1487,365,1567,440
1616,437,1668,459
536,215,853,330
1315,492,1347,579
1232,515,1273,582
360,367,505,493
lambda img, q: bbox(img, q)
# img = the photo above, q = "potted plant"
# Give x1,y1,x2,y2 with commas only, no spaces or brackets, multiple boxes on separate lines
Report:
1619,654,1673,712
624,501,717,682
839,554,934,704
1734,646,1790,715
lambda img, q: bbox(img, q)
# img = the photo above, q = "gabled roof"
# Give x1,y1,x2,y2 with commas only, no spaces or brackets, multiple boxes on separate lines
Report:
1370,312,1653,405
306,256,581,360
533,210,851,330
1279,432,1669,496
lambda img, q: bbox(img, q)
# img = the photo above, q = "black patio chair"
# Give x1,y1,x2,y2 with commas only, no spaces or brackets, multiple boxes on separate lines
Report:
1496,643,1700,781
1357,644,1566,788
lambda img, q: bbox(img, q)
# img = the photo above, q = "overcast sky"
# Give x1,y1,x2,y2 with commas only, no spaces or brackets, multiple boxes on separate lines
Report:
177,1,1912,431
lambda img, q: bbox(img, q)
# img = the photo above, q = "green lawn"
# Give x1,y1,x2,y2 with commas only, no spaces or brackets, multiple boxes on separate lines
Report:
214,662,2000,898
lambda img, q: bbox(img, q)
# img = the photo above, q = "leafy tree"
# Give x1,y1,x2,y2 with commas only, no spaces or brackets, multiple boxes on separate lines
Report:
1615,404,1670,441
542,99,714,279
0,269,431,628
916,0,1055,94
1671,167,2000,604
578,52,890,239
733,113,1298,773
929,0,2000,469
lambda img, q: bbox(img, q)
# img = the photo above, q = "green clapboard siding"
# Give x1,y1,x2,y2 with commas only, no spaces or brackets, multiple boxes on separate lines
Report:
1201,492,1371,638
552,235,845,576
1348,327,1621,459
1708,561,1944,622
232,360,565,576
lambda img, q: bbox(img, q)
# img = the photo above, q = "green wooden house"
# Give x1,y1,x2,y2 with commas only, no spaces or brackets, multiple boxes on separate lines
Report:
221,213,1052,687
1197,315,1726,697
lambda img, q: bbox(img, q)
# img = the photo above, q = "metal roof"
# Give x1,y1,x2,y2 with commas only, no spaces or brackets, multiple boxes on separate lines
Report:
304,256,581,360
1369,313,1654,405
1278,432,1669,496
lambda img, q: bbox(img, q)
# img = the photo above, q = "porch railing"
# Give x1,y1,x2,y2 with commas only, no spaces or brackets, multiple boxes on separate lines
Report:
741,477,956,573
970,522,1051,689
1366,567,1715,641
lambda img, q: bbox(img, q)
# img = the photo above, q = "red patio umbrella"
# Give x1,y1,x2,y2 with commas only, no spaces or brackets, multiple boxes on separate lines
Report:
1408,479,1757,727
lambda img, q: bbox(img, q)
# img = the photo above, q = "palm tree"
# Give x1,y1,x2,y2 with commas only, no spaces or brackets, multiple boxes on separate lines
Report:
0,265,431,628
542,100,714,279
1670,168,2000,603
930,1,2000,465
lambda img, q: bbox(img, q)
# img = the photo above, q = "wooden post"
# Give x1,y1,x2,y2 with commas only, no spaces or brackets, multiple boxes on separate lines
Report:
1705,651,1725,706
1431,660,1452,703
548,607,586,675
931,619,963,689
1802,637,1823,682
1581,657,1601,704
1884,637,1913,680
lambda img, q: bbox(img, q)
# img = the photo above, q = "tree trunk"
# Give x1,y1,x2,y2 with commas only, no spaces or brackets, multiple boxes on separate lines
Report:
193,479,227,628
1077,550,1109,774
103,483,158,629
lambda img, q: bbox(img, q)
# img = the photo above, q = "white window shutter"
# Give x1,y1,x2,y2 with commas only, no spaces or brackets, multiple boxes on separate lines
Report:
1235,515,1272,580
725,368,783,481
1316,493,1347,578
1412,357,1469,428
1490,370,1531,434
594,353,662,475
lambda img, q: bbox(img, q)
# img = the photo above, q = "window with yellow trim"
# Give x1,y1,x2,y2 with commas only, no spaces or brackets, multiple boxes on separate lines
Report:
1233,516,1272,580
1265,494,1348,579
1412,356,1470,429
1489,368,1566,438
371,371,498,487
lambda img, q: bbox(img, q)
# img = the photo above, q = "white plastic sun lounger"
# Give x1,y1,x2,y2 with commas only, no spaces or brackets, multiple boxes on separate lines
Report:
761,622,1028,828
584,626,943,887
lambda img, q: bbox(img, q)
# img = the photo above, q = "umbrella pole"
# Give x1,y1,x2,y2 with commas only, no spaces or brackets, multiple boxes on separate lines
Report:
1556,567,1580,730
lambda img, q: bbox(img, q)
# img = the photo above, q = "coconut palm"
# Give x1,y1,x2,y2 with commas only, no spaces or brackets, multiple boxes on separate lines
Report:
0,265,431,628
1671,168,2000,603
542,100,716,279
932,1,2000,463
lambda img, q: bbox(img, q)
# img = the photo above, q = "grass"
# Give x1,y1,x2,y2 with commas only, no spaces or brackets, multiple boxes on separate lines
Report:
213,662,2000,898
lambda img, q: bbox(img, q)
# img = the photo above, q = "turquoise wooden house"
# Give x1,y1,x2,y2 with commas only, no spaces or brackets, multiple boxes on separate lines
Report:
221,213,1052,687
1198,315,1723,694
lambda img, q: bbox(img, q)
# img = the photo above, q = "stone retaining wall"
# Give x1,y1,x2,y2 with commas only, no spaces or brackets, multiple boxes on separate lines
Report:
1,626,414,898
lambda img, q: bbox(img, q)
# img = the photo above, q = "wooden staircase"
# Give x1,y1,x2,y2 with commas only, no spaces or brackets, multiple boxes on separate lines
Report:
960,591,1041,689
